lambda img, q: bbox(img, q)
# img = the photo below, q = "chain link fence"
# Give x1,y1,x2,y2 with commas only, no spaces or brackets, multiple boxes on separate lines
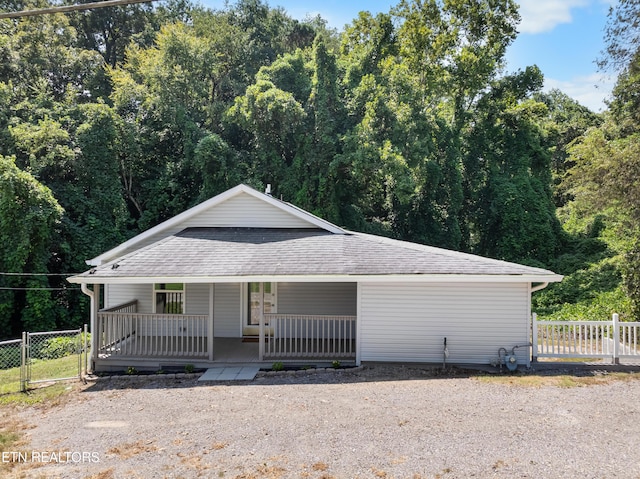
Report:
0,338,25,394
0,326,88,394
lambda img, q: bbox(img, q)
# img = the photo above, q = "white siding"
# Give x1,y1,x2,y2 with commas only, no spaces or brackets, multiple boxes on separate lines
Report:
278,282,356,316
185,283,209,315
214,283,242,337
105,284,153,313
111,192,317,259
359,282,530,365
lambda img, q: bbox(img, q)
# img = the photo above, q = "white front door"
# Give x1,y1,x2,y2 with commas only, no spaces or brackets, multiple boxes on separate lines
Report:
243,282,276,336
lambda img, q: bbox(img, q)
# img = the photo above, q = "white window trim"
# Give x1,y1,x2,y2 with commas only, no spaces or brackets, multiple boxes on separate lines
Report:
152,283,186,314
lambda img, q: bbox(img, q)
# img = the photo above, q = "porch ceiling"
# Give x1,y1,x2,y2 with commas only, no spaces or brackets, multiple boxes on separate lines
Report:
68,227,562,283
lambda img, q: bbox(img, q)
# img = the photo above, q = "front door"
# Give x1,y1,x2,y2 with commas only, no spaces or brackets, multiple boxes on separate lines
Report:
243,282,275,336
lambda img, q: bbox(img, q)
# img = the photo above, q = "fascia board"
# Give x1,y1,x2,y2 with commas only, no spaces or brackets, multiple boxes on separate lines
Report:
68,273,564,285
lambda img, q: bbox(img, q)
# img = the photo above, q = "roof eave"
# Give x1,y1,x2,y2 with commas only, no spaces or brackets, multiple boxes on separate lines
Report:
68,273,564,285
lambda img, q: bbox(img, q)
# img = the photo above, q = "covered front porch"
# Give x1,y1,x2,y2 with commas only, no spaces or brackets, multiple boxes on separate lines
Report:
91,283,357,371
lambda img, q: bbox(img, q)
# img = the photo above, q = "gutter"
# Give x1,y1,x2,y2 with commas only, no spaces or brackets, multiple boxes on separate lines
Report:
531,282,549,293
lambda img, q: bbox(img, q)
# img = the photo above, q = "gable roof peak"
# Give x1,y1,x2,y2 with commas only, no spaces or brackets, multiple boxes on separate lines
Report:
87,183,345,266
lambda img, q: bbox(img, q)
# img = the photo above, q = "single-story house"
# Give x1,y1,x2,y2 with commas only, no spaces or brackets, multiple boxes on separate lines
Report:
68,184,562,372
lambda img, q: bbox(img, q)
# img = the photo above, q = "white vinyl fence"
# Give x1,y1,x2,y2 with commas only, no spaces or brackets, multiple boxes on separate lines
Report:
533,313,640,363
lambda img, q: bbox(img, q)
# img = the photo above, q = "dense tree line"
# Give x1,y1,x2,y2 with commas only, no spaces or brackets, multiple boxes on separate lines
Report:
0,0,635,338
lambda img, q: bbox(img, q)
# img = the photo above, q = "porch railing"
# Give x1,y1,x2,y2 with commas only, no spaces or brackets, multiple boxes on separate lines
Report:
101,300,138,313
264,314,356,359
533,313,640,363
96,312,208,359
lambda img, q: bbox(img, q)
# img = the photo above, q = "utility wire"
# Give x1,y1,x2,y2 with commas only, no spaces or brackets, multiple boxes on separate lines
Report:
0,0,156,19
0,287,81,291
0,272,81,276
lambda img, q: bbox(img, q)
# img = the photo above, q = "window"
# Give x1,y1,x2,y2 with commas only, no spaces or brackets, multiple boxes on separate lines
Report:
247,282,275,325
154,283,184,314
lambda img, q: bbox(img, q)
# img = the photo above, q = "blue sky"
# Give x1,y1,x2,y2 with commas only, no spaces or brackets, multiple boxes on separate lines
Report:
200,0,616,112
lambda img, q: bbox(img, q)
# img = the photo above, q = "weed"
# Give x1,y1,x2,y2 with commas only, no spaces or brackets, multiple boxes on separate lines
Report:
476,371,640,388
184,364,195,374
331,360,341,369
312,462,328,471
271,362,284,372
107,440,157,459
126,366,137,375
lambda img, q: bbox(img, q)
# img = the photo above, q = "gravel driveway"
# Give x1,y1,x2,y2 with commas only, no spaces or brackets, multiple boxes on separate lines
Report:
8,365,640,478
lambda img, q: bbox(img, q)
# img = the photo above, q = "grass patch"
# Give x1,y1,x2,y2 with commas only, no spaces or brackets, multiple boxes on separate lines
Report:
0,416,31,476
0,354,79,396
476,371,640,388
0,381,78,408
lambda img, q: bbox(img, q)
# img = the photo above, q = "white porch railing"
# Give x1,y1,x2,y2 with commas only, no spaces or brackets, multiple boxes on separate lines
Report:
264,314,356,359
96,312,208,359
533,313,640,363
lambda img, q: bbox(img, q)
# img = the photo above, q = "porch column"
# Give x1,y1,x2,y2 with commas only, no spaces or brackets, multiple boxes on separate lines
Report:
208,284,214,361
356,282,362,366
259,282,264,361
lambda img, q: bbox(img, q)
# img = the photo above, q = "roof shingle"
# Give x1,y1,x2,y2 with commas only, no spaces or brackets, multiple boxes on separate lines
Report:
73,227,560,280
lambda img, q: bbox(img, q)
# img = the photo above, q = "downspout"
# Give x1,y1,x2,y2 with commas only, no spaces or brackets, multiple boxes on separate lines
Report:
529,282,549,365
80,283,98,372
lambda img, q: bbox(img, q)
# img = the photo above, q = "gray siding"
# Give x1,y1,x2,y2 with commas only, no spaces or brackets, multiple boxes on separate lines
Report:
185,283,209,315
214,283,242,337
359,282,530,365
105,284,153,313
278,282,356,316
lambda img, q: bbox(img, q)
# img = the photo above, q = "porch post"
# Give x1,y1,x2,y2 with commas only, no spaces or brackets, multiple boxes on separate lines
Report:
259,282,264,361
356,282,362,366
208,284,214,361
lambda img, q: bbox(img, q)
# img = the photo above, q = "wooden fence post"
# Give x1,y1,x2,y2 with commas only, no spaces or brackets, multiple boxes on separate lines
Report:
613,313,620,365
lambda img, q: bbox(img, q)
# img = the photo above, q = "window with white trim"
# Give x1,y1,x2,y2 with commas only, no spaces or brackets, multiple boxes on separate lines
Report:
154,283,184,314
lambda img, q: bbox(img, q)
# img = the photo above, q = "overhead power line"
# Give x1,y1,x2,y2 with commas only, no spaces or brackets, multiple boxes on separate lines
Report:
0,272,81,276
0,287,81,291
0,0,156,19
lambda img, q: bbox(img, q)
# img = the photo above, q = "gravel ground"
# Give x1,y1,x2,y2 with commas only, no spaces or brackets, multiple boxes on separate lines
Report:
7,364,640,479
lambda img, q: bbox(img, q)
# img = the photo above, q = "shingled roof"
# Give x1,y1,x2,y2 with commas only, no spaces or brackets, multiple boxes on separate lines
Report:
68,227,562,283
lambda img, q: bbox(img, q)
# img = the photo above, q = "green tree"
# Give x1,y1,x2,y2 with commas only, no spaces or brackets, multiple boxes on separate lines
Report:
462,67,562,264
0,155,63,337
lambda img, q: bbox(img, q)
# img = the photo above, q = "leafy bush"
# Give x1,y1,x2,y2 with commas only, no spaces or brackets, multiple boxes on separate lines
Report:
36,333,90,360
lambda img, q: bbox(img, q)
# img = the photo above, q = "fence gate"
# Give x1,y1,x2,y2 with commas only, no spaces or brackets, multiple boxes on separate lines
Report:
26,328,86,388
0,326,87,393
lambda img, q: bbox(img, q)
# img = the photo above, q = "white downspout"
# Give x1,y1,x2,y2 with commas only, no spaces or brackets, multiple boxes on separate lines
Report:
81,283,99,372
529,282,548,365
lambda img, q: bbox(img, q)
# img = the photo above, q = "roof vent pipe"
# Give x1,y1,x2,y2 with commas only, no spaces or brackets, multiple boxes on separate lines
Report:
265,184,272,196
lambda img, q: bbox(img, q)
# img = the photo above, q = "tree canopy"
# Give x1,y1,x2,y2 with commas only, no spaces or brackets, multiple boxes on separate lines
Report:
0,0,636,337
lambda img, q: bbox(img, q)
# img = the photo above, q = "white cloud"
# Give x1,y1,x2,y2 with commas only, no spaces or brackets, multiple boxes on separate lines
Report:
544,73,616,111
517,0,589,34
